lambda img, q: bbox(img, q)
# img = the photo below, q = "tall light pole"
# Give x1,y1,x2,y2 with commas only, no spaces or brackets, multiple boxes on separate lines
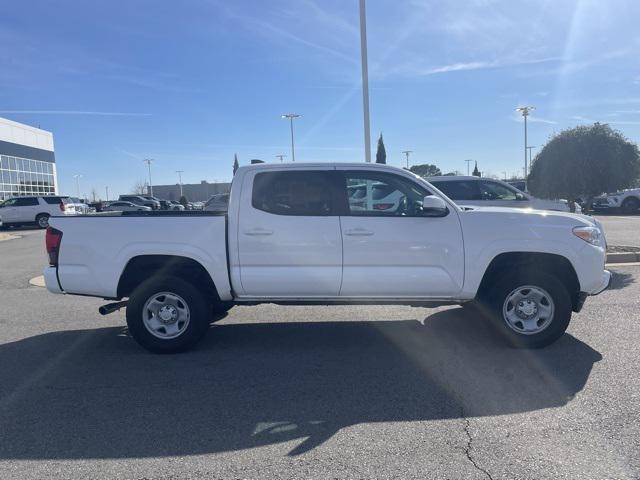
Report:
105,186,109,201
464,159,473,176
516,106,535,178
176,170,184,197
359,0,372,162
502,171,507,181
73,174,82,198
275,154,287,163
143,158,154,195
527,146,536,170
281,114,301,162
402,150,413,168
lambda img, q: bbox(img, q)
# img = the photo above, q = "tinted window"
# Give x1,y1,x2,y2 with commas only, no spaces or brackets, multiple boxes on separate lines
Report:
14,197,39,206
43,196,69,205
431,180,481,201
341,171,430,216
252,171,334,216
478,181,519,201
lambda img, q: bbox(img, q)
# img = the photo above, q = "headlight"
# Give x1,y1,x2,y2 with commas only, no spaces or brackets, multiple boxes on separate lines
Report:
573,226,603,246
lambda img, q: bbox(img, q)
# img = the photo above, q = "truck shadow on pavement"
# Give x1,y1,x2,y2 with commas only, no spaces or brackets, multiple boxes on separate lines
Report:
0,307,601,459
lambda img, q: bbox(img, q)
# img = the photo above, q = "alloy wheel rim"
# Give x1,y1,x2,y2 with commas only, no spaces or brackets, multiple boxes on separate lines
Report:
142,291,191,339
502,285,555,335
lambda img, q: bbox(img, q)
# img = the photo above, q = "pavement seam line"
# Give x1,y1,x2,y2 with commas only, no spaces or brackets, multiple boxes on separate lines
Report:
461,408,494,480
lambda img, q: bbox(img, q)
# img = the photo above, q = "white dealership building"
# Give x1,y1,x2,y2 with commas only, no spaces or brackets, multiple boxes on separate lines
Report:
0,117,57,201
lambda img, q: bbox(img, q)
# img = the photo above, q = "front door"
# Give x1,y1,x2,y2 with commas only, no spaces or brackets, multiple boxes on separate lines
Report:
336,169,465,298
236,169,343,297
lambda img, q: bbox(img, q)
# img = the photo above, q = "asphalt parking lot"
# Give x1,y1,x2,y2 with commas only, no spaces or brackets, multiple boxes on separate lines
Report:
595,214,640,247
0,230,639,479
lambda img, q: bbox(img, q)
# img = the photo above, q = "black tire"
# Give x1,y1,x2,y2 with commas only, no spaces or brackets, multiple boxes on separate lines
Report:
126,276,210,353
621,197,640,215
35,213,50,229
482,269,572,348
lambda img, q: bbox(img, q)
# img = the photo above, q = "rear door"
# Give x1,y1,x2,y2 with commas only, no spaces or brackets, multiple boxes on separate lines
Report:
236,169,343,297
12,197,39,222
336,169,465,298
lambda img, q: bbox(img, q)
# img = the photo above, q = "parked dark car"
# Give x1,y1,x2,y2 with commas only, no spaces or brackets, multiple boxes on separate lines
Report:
118,195,160,210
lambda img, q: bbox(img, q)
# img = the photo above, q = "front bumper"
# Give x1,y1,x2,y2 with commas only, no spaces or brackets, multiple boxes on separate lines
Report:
591,269,612,295
574,270,611,313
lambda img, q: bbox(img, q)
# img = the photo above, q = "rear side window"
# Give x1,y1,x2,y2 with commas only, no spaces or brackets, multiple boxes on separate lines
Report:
432,181,481,201
43,196,68,205
252,171,334,216
15,197,39,206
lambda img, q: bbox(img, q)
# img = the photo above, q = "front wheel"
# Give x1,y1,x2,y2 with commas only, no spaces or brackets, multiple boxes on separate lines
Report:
484,270,572,348
126,276,210,353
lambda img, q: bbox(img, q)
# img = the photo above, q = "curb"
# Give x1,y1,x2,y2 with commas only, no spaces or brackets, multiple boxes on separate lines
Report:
606,252,640,264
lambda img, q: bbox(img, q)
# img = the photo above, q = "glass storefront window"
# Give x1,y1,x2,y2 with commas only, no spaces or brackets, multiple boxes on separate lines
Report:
0,155,57,200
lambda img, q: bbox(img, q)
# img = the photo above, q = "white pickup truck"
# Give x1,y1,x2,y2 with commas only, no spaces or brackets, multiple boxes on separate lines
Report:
44,163,611,353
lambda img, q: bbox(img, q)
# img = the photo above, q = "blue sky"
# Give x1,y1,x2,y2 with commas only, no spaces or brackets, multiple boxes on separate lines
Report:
2,0,640,198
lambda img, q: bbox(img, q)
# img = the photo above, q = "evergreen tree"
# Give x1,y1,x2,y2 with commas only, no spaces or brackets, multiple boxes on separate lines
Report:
233,154,239,175
375,133,387,164
472,161,481,177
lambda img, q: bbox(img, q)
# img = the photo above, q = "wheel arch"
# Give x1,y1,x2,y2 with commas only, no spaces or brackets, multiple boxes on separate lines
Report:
117,254,220,301
477,252,582,312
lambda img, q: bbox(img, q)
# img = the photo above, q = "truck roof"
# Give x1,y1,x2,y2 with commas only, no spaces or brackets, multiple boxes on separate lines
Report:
236,162,413,173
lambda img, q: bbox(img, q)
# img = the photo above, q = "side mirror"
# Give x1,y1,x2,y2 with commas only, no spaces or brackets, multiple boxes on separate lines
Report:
421,195,448,217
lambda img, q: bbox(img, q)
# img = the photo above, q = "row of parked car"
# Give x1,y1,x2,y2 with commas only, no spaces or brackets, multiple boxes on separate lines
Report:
0,192,231,229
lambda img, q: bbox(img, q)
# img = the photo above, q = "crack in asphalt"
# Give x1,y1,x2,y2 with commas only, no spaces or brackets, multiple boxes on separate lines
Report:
461,408,494,480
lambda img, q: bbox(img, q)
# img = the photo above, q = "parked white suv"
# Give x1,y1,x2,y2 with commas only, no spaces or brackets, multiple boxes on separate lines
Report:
429,176,576,212
0,195,76,228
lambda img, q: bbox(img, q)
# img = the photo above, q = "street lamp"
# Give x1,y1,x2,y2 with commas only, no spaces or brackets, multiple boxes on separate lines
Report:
527,146,536,171
359,0,372,163
281,114,301,162
143,158,154,196
105,186,109,201
275,154,287,163
73,174,82,198
516,106,535,178
402,150,413,169
464,159,473,176
176,170,184,197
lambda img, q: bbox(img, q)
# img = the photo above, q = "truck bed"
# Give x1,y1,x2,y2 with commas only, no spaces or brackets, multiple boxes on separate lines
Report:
48,214,231,299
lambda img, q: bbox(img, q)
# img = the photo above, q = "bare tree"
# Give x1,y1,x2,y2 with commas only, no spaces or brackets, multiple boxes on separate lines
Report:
132,180,147,194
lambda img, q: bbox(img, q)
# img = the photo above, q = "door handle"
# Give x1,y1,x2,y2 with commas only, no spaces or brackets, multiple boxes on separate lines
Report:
344,228,374,236
244,228,274,236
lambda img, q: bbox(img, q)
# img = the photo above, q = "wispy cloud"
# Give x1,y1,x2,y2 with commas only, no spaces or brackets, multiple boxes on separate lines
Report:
0,110,151,116
571,115,640,126
389,56,562,78
511,112,557,125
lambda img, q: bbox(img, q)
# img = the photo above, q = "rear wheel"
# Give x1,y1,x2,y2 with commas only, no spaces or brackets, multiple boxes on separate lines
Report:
126,276,210,353
621,196,640,214
483,270,572,348
36,213,50,229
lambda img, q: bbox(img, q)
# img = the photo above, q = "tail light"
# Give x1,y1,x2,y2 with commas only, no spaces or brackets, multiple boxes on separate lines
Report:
46,227,63,266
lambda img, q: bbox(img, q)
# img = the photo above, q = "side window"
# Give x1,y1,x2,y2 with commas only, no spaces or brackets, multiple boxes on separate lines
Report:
342,171,430,216
252,171,334,216
432,181,481,201
478,181,518,201
43,196,66,205
15,197,39,206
